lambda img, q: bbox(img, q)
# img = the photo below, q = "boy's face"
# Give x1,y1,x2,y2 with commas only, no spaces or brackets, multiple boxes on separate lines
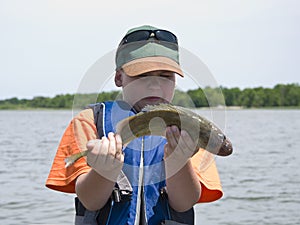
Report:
115,70,176,112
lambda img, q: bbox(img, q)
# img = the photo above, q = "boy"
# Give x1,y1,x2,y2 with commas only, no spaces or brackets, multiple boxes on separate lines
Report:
46,25,223,225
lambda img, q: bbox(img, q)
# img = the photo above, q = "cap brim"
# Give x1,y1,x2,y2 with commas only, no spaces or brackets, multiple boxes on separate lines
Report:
121,56,184,77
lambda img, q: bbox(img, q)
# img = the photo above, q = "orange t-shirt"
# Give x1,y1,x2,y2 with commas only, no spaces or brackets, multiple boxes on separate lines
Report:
46,108,223,203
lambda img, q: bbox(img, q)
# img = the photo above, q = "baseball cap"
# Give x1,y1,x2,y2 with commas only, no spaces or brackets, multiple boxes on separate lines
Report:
115,25,184,77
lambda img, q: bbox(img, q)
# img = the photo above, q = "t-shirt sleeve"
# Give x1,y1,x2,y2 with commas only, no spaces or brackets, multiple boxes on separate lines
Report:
191,149,223,203
45,109,97,193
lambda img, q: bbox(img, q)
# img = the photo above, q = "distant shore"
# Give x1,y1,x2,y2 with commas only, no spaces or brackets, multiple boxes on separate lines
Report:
1,105,299,111
1,83,299,110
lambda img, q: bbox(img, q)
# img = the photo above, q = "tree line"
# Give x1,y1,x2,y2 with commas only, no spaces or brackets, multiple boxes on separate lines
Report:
0,83,299,109
188,83,300,108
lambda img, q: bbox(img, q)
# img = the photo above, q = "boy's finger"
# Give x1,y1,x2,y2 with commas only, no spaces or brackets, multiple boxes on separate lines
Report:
100,136,109,156
115,134,123,154
180,130,196,152
86,139,100,150
107,132,116,156
115,151,124,162
166,126,180,148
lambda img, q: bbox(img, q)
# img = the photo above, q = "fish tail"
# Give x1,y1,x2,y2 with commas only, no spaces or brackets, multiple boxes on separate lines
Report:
64,150,89,168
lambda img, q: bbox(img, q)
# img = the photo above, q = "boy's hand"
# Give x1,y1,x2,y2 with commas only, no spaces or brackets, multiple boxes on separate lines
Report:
164,125,197,177
86,132,124,182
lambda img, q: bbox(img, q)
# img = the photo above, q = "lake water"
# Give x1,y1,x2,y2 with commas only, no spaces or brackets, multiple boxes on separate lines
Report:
0,109,299,225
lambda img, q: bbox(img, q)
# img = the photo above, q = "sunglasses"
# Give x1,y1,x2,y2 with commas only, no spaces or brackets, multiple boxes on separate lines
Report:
119,29,178,46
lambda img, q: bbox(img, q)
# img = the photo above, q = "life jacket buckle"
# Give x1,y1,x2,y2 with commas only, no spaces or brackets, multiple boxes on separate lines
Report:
112,188,133,203
112,188,121,202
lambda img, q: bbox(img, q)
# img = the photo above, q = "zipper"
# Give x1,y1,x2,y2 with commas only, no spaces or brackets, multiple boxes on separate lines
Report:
141,137,147,225
134,137,146,225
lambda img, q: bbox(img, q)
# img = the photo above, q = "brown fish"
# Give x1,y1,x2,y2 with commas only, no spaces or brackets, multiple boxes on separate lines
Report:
64,104,232,167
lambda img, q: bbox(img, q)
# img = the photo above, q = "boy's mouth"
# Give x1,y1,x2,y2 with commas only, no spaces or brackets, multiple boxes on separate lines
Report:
142,96,165,103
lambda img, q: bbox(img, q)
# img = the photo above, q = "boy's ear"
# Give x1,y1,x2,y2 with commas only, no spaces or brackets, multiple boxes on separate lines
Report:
114,70,123,87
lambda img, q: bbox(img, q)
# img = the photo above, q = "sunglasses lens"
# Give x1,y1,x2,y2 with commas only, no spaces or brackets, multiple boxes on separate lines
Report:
155,30,177,43
126,31,150,43
121,30,178,46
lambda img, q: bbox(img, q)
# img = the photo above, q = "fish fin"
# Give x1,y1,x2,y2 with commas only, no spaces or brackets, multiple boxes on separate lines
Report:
142,103,177,112
64,150,88,168
143,103,197,117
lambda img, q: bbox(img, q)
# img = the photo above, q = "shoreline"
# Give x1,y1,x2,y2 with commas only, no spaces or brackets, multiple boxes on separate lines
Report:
1,106,300,111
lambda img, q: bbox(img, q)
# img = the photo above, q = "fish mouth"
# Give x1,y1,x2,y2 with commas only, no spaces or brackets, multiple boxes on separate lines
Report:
219,138,233,156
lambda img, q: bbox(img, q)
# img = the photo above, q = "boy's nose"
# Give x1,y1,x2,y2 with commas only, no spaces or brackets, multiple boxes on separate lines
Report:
147,76,161,88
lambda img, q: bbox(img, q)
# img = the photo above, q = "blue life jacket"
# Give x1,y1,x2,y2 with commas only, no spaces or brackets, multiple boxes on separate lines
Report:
74,101,194,225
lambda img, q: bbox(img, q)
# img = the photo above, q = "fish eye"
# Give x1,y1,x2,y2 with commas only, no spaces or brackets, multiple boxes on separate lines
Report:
218,133,225,141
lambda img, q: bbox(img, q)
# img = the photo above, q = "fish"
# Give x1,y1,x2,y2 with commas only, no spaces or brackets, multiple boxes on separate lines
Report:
64,104,233,167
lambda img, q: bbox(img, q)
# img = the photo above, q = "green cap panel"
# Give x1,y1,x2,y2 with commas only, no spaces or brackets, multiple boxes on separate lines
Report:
116,41,179,69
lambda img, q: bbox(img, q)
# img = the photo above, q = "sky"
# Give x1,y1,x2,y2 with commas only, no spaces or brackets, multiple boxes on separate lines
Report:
0,0,299,100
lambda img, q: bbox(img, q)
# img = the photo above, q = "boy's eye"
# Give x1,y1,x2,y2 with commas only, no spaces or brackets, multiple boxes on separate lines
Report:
137,71,175,78
160,73,173,77
137,74,148,77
